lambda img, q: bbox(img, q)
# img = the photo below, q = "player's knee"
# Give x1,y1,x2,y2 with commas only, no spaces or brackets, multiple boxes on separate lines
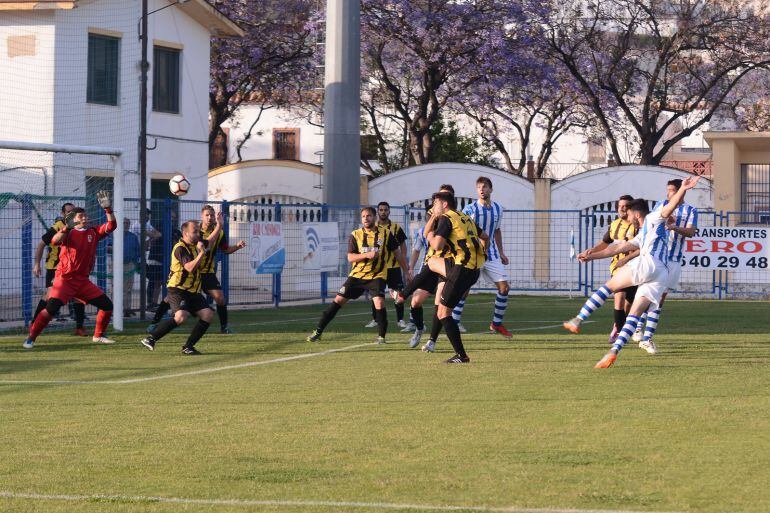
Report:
174,311,189,324
214,295,226,306
199,308,215,323
498,283,509,295
45,298,64,316
372,296,385,309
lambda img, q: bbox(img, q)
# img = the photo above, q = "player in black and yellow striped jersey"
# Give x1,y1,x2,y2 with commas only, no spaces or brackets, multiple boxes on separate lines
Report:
307,206,410,344
424,191,489,363
364,202,408,329
31,202,86,335
140,220,216,355
582,195,639,343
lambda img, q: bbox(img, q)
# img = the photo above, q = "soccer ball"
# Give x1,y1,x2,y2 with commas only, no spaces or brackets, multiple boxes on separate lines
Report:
169,174,190,196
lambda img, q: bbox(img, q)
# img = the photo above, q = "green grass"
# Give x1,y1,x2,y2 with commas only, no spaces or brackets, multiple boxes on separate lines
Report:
0,295,768,513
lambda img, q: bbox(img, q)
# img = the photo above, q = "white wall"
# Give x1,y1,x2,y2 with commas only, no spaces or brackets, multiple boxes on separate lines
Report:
208,160,323,203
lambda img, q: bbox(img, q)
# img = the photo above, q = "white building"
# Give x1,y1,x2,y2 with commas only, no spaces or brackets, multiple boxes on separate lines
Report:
0,0,242,207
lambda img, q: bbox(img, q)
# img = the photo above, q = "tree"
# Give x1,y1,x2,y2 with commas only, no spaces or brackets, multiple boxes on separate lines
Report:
360,0,528,166
430,117,497,167
537,0,770,165
209,0,316,164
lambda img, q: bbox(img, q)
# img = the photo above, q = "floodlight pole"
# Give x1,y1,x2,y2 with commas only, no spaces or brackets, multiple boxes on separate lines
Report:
322,0,360,206
139,0,149,319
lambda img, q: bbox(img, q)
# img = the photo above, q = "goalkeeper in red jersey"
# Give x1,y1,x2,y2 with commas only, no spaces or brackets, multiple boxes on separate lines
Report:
23,191,117,349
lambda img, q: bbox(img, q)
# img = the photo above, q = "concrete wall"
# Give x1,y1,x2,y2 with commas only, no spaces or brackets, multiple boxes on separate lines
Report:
705,131,770,215
208,160,323,203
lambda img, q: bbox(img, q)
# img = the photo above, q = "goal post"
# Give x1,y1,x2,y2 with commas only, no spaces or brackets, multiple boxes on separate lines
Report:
0,140,126,332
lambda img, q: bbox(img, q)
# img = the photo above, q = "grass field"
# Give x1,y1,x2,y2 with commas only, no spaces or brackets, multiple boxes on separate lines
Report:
0,295,768,513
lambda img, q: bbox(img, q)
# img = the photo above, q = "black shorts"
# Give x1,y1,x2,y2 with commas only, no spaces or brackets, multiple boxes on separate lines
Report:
45,269,56,288
338,277,385,300
439,260,480,309
403,265,439,296
385,267,404,291
201,272,222,293
622,285,638,304
167,287,212,314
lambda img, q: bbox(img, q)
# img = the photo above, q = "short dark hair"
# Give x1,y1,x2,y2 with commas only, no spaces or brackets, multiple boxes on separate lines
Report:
439,184,455,194
61,202,75,213
201,205,215,214
70,207,86,215
628,199,649,215
618,195,634,202
181,220,199,232
361,206,376,216
432,191,457,210
377,201,390,209
476,176,493,189
667,179,683,190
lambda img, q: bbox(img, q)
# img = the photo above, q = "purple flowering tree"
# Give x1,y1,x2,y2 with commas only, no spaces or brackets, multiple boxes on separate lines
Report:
537,0,770,165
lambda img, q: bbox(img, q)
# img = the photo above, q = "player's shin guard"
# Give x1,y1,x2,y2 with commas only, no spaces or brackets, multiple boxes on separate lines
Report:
186,319,210,348
94,310,112,338
394,301,404,322
152,301,171,323
440,316,467,358
614,309,626,331
643,308,661,342
430,311,442,341
32,299,47,323
611,315,641,355
150,318,179,340
375,307,388,337
578,286,611,321
411,306,424,330
317,302,342,333
73,302,85,328
216,304,228,328
452,299,465,322
29,310,53,340
492,293,508,326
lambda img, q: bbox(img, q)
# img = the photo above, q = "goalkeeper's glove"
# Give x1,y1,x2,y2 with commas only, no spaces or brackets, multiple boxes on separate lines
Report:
96,190,112,212
64,210,78,230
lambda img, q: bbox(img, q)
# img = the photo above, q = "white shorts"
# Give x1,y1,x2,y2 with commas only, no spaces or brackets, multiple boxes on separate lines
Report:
628,256,669,310
663,262,681,292
481,258,509,283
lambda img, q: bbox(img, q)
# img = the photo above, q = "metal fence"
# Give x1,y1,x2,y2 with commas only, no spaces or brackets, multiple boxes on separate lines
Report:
2,196,769,328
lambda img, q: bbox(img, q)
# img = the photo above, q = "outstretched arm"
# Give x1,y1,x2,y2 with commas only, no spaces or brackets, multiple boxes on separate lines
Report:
579,240,638,262
660,176,701,220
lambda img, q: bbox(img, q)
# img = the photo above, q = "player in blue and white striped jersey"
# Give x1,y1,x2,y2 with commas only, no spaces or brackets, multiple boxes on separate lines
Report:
564,175,701,368
451,176,513,338
632,179,699,354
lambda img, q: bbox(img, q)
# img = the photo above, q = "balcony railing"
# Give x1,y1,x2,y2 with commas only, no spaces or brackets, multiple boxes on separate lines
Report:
659,160,712,176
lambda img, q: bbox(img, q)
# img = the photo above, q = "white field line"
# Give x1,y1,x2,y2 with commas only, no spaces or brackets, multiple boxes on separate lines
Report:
0,491,687,513
472,320,596,334
0,343,375,386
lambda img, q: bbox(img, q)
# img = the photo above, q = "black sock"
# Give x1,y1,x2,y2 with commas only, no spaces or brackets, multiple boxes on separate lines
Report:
430,310,442,341
318,302,342,332
614,309,626,332
186,319,210,348
411,306,424,330
150,318,178,340
375,307,388,337
32,299,47,323
153,301,171,323
395,301,404,322
216,304,228,328
73,302,85,328
441,316,467,358
371,302,377,321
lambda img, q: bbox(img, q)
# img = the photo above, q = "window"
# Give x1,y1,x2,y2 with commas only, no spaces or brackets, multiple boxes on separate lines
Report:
740,164,770,223
361,134,378,161
273,129,299,160
87,34,119,105
587,136,606,163
153,46,180,113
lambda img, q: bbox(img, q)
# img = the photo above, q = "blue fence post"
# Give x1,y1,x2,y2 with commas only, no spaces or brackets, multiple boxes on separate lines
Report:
320,205,328,302
161,199,172,300
221,200,230,303
272,203,281,307
21,194,33,326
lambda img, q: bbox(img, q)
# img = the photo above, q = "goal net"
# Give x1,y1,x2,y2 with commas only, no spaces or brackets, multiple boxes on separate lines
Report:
0,142,125,332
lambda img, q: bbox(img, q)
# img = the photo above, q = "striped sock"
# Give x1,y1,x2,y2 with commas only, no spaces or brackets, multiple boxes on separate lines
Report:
452,299,466,322
492,293,508,326
577,286,611,321
611,315,641,355
643,308,661,342
636,312,647,332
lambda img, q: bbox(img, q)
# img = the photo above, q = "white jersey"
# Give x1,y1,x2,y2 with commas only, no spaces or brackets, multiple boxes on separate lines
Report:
462,200,503,261
652,200,698,262
413,226,429,272
629,204,669,264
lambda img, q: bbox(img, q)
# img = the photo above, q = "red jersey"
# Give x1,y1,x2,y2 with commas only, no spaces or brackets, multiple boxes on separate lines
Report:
54,220,117,279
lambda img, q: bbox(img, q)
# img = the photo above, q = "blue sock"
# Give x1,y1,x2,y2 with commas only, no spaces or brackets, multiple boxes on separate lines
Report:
611,315,641,354
577,286,611,321
492,293,508,326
